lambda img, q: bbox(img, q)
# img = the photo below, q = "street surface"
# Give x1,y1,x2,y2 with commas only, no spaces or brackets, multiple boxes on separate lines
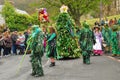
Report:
0,54,120,80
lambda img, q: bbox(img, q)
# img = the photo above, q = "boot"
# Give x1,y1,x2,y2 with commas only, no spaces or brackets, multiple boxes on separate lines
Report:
35,73,44,77
49,62,55,67
83,56,86,64
111,54,117,57
86,57,90,65
31,72,36,76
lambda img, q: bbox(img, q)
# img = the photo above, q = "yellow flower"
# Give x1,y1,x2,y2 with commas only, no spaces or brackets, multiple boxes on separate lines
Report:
60,5,68,13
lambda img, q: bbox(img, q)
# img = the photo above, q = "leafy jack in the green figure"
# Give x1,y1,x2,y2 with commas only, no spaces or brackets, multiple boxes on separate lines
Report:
102,24,112,53
111,25,120,56
56,5,81,59
79,22,96,64
27,25,44,77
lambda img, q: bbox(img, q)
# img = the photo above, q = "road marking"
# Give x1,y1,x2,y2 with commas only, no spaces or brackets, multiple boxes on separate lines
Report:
107,56,120,62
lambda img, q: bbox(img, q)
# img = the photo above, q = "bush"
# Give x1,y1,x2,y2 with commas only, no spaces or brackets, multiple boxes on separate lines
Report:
13,13,32,31
2,0,32,31
31,12,40,25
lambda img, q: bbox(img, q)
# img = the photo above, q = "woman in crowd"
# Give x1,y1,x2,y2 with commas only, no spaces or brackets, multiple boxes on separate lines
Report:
17,32,25,55
3,31,12,56
46,26,57,67
93,26,103,56
0,33,4,57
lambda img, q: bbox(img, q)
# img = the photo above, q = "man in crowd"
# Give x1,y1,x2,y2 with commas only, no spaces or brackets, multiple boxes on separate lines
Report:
11,31,18,55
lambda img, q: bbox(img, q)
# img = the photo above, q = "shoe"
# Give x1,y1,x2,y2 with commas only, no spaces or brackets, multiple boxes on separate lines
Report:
31,73,36,76
111,54,116,57
35,73,44,77
83,61,86,64
86,62,90,65
83,59,86,64
49,62,55,67
86,58,90,65
117,54,120,57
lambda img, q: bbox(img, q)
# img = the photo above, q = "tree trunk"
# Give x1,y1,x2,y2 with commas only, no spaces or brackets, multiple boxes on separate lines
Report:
73,16,81,27
75,18,81,27
67,4,81,27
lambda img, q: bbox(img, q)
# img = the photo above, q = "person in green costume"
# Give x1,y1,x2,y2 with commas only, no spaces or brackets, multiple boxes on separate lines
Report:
46,26,57,67
111,25,120,56
117,18,120,26
117,30,120,50
56,5,81,59
79,21,96,64
102,24,112,53
27,25,44,77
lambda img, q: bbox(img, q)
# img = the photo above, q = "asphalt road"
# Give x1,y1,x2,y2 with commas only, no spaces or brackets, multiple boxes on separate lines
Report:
0,54,120,80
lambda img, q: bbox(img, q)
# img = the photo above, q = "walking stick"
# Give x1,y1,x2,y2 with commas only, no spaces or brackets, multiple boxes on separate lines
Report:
16,41,31,74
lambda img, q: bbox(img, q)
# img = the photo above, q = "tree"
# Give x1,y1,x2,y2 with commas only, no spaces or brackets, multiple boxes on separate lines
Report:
2,0,32,31
31,12,40,25
2,0,16,30
43,0,112,26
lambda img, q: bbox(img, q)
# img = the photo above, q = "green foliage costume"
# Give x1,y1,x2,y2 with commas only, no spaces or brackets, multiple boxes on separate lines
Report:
56,12,81,59
118,31,120,49
79,22,95,64
28,25,44,77
111,25,120,56
102,25,112,53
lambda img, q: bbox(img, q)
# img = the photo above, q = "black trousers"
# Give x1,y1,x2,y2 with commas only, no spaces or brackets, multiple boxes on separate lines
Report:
0,45,4,56
3,47,11,55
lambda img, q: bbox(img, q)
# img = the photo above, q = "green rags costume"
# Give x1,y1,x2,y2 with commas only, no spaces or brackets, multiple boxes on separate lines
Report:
111,25,120,56
118,30,120,49
28,25,44,77
79,22,95,64
102,25,112,53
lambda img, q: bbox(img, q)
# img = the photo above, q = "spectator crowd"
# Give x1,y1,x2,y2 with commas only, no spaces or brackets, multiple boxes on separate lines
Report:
0,28,31,58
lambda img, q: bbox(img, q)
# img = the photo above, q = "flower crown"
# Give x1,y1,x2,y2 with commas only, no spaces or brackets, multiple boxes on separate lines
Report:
60,5,68,13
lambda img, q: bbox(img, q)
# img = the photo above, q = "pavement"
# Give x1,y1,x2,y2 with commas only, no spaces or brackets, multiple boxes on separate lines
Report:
0,54,120,80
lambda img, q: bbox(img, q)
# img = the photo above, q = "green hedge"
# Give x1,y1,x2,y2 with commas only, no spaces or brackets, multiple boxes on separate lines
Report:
31,12,40,25
2,0,40,31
